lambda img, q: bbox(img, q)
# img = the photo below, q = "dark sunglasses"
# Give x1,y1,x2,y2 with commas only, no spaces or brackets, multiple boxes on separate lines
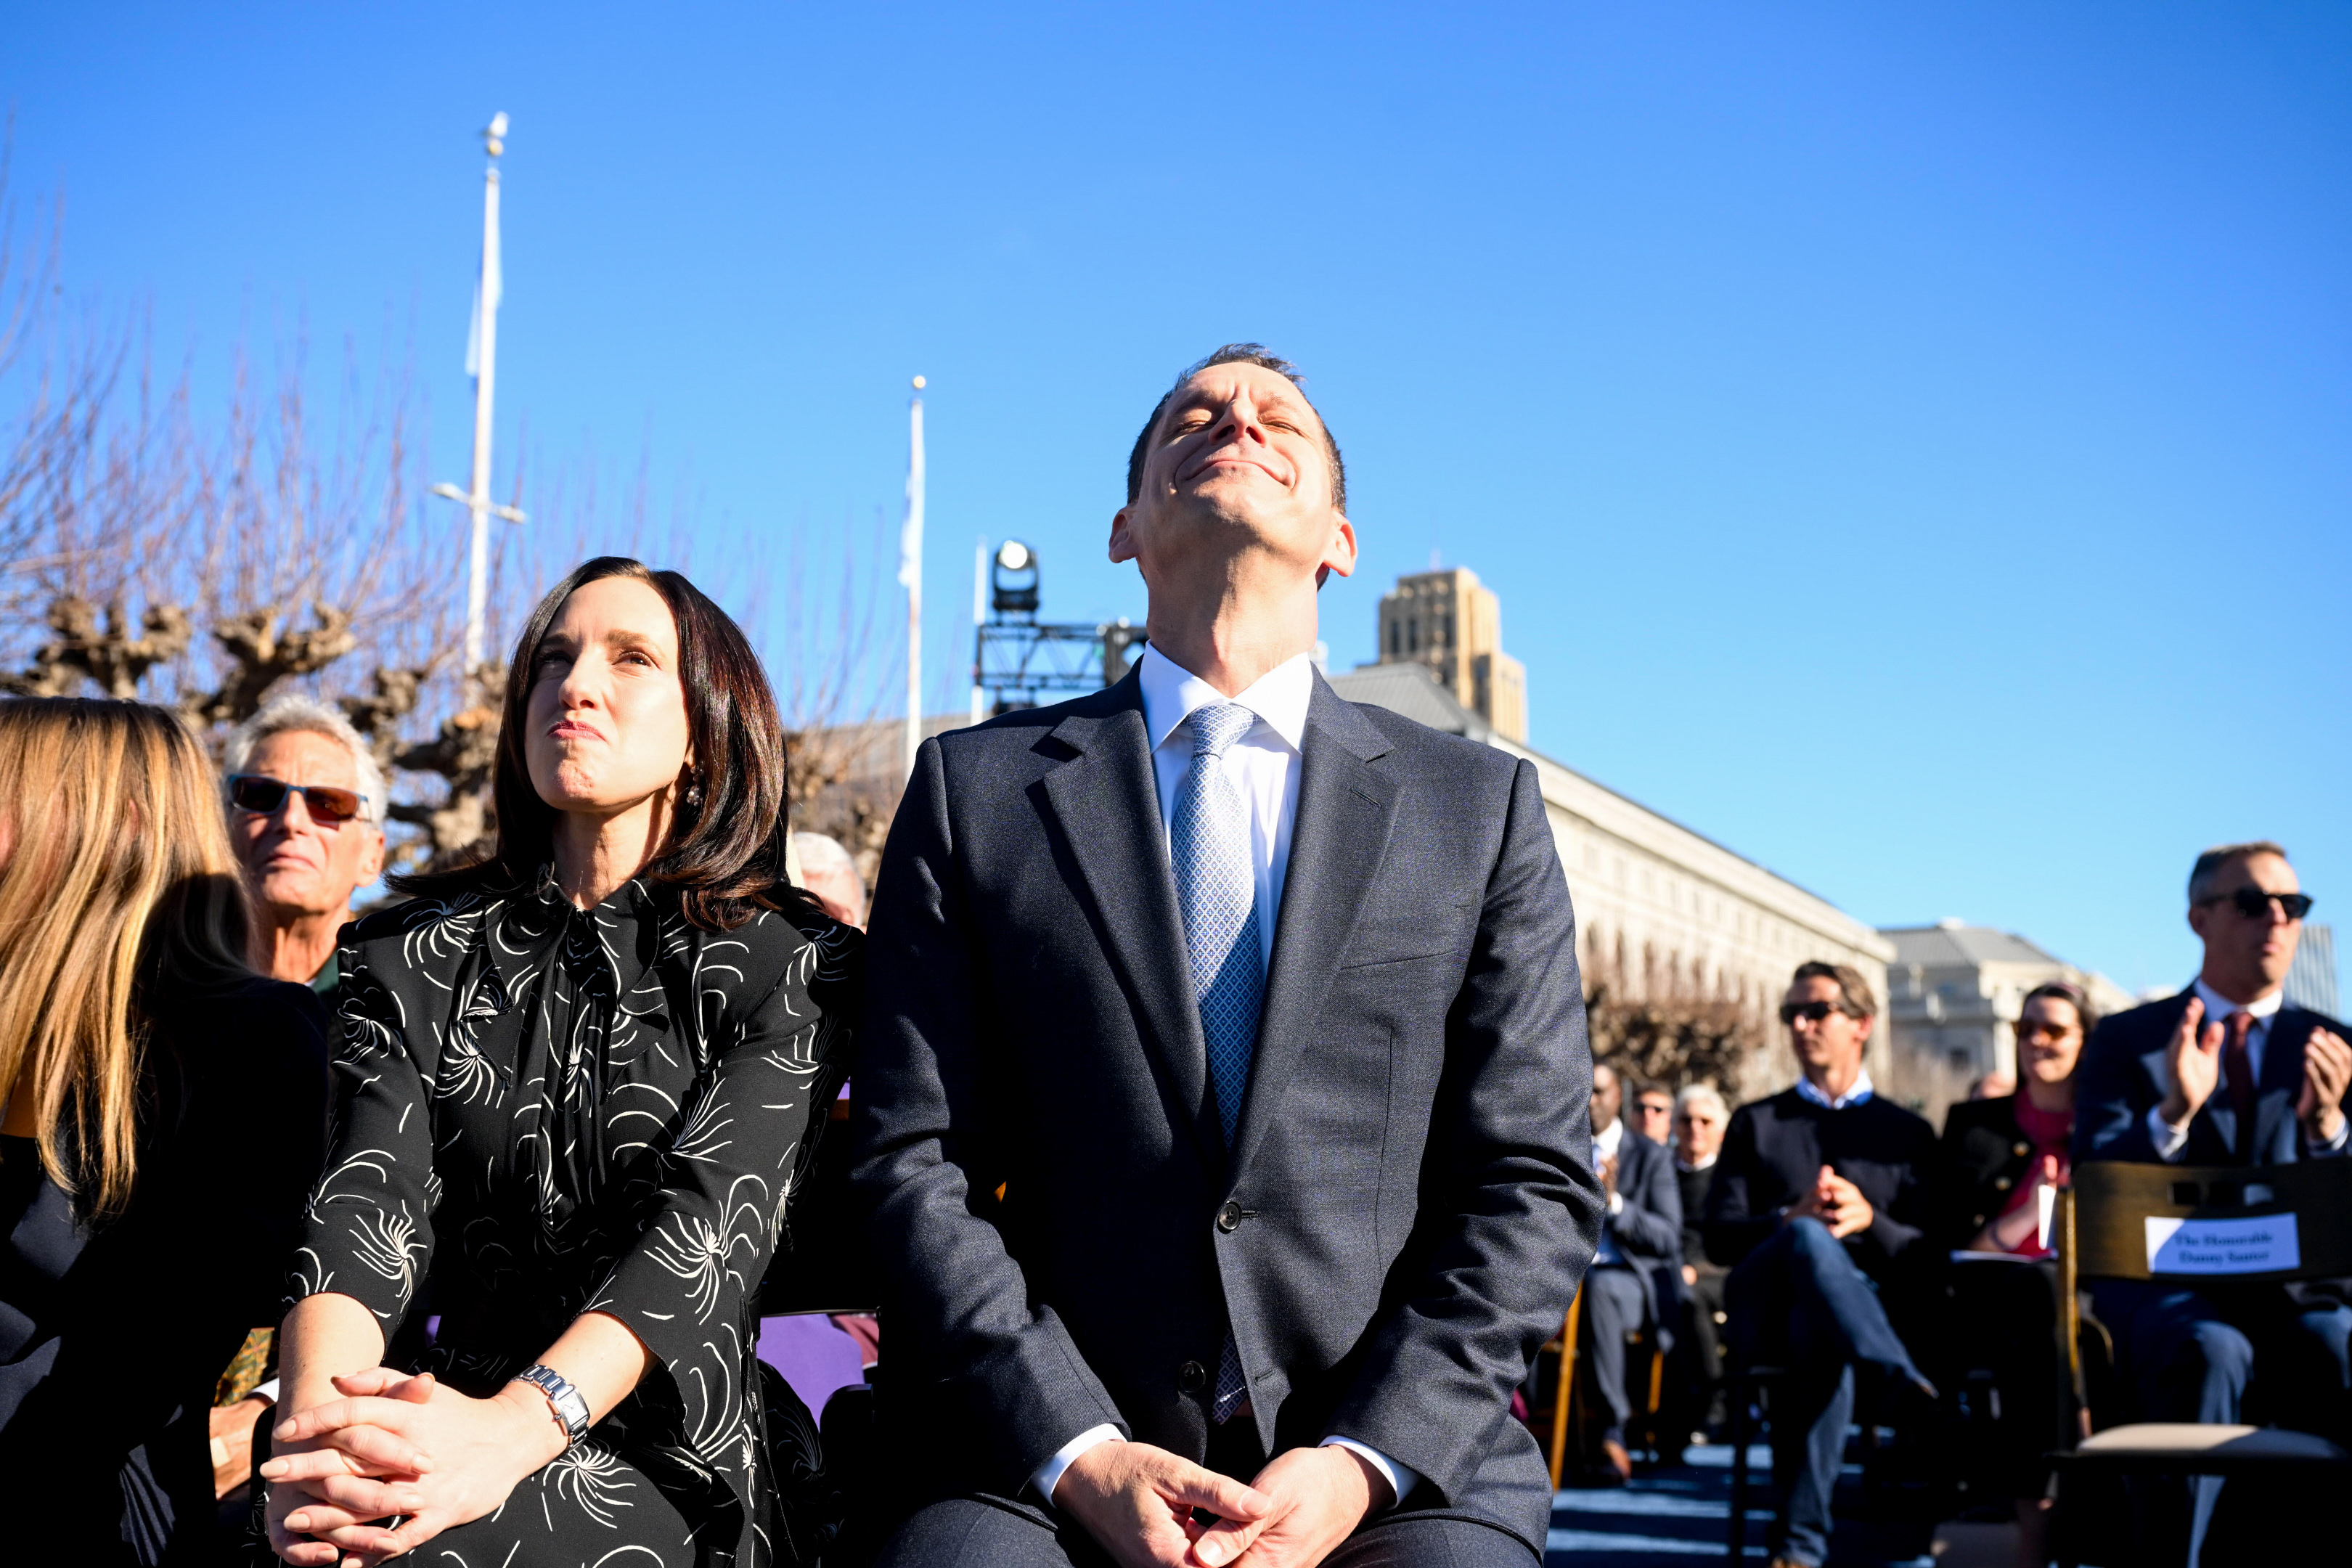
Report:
1779,1000,1847,1026
227,773,369,825
2198,887,2315,921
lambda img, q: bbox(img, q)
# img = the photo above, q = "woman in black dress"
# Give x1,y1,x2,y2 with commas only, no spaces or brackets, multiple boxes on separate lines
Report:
0,698,330,1564
258,558,856,1568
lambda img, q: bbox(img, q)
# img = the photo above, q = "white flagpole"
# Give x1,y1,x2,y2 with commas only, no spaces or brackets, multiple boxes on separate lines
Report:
431,112,526,701
970,535,987,724
899,377,926,778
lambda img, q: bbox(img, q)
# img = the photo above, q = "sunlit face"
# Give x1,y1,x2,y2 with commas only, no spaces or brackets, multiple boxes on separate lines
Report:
1785,974,1873,1079
1673,1101,1727,1166
1591,1064,1622,1133
2188,852,2304,995
2014,995,2085,1087
1108,361,1356,593
1633,1090,1673,1143
229,730,385,923
523,576,693,820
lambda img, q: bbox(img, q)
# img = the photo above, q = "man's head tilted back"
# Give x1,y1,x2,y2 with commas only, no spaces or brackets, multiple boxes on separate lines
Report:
1110,344,1358,617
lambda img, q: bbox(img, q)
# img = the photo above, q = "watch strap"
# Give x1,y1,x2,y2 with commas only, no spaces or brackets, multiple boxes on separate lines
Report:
513,1363,591,1449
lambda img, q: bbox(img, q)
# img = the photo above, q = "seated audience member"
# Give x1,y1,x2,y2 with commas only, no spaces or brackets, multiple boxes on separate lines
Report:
2073,841,2351,1561
793,829,869,929
1631,1082,1675,1146
1937,981,2097,1567
1580,1063,1683,1481
1704,961,1938,1568
1669,1084,1732,1445
0,698,330,1564
213,698,387,1496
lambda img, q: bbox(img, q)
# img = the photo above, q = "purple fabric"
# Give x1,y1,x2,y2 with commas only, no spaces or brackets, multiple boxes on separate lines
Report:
757,1313,865,1418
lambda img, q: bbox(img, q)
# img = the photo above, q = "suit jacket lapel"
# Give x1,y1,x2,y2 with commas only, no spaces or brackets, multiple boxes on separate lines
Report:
1037,675,1220,1164
1230,677,1398,1178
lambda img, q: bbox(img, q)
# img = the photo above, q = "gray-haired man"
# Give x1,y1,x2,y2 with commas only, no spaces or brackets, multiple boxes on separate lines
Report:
222,695,387,992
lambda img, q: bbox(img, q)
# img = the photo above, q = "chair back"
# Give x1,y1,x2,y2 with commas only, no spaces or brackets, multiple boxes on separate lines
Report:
2067,1159,2352,1287
2057,1159,2352,1423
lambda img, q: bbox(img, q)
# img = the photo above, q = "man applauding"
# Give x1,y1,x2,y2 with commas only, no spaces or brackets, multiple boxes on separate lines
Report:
854,345,1600,1567
2073,841,2351,1561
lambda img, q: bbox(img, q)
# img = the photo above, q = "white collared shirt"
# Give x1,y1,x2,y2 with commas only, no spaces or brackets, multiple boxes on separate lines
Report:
1136,642,1312,971
1794,1069,1876,1111
1031,643,1418,1509
2146,980,2344,1160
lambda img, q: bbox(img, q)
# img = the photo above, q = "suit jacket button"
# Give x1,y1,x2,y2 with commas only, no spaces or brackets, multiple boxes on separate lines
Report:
1178,1360,1207,1393
1994,1176,2013,1191
2013,1141,2031,1157
1217,1201,1244,1233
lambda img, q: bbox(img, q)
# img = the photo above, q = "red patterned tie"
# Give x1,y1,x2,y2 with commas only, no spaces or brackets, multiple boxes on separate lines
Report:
2223,1009,2257,1159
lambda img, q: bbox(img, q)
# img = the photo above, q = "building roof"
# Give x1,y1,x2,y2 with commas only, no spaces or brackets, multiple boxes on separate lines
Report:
1879,923,2062,970
1327,661,1490,742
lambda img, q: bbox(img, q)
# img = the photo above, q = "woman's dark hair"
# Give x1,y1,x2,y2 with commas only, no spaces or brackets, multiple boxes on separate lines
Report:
2020,980,2099,1041
395,556,808,931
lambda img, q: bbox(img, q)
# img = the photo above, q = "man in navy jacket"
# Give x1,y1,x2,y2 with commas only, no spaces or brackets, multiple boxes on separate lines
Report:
1580,1063,1683,1482
2073,841,2352,1560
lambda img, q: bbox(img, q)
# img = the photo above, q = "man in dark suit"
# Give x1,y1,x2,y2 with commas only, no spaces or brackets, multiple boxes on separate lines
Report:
2072,841,2351,1561
853,344,1601,1568
1704,962,1939,1568
1580,1063,1683,1481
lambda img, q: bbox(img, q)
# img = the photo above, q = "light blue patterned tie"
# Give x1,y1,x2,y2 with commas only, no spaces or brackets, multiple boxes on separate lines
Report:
1170,701,1264,1424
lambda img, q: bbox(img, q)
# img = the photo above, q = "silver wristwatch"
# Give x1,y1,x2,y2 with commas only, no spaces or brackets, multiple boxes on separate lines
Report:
513,1364,591,1450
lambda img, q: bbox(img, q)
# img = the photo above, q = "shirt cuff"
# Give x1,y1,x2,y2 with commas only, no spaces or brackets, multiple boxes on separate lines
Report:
1320,1437,1418,1508
2146,1105,2192,1162
2308,1116,2351,1156
1030,1424,1122,1506
1606,1191,1625,1216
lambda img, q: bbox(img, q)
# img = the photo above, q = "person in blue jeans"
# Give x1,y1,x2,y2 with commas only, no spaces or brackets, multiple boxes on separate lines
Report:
1703,961,1940,1568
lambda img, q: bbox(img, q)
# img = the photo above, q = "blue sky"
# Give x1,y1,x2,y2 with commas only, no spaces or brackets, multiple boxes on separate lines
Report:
4,3,2346,995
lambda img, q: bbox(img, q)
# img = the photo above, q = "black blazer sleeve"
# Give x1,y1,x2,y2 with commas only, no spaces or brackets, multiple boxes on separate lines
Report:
851,739,1127,1484
1609,1136,1683,1265
2073,1008,2163,1164
1322,756,1604,1498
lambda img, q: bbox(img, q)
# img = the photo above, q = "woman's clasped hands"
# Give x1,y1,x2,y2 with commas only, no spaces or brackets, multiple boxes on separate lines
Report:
262,1368,568,1565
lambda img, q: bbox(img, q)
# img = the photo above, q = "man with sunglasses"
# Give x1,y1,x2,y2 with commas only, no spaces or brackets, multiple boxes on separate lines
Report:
2073,841,2352,1561
222,695,387,992
1701,961,1939,1568
205,697,386,1509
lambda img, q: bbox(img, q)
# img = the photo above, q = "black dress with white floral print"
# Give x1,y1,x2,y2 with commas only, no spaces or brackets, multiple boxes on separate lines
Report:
261,871,857,1568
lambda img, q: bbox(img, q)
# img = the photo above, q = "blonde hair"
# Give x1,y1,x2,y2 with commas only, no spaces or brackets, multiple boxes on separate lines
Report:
0,698,255,1220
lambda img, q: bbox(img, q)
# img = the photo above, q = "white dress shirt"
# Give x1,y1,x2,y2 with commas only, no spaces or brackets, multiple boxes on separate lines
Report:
1794,1069,1876,1111
1029,645,1419,1509
2146,980,2348,1161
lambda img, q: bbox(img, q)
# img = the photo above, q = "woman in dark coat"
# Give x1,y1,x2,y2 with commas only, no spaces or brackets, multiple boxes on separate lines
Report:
0,698,330,1564
256,558,856,1568
1936,979,2097,1567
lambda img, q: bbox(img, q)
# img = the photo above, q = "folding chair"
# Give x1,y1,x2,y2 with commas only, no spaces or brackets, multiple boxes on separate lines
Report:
2048,1161,2352,1566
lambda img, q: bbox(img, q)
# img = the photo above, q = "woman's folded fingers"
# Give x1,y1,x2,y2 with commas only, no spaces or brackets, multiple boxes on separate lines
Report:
304,1471,426,1518
317,1421,435,1475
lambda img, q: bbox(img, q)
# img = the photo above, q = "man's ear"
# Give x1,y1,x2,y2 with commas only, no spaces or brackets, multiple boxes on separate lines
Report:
1855,1014,1877,1045
2188,904,2210,942
357,829,385,889
1317,513,1357,588
1108,504,1138,565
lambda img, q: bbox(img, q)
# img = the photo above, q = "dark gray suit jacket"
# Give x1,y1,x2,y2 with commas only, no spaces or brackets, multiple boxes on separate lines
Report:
1603,1130,1683,1267
850,666,1601,1548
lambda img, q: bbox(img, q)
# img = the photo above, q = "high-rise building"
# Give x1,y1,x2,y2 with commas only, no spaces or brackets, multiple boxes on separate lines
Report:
2288,923,2340,1018
1371,566,1527,743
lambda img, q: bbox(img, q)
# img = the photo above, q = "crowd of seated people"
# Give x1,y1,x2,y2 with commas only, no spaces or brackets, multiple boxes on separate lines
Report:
1563,838,2346,1568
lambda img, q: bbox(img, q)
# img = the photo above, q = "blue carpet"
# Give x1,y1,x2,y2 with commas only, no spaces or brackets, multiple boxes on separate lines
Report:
1545,1444,1933,1568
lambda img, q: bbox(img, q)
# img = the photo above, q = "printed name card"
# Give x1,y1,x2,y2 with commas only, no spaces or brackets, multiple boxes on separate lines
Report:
2144,1214,2302,1275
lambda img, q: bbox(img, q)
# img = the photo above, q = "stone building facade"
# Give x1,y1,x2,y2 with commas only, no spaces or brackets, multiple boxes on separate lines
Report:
1327,656,1893,1105
1879,921,2136,1119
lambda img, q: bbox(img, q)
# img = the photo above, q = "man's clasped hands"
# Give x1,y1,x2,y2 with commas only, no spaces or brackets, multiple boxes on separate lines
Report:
258,1368,567,1567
